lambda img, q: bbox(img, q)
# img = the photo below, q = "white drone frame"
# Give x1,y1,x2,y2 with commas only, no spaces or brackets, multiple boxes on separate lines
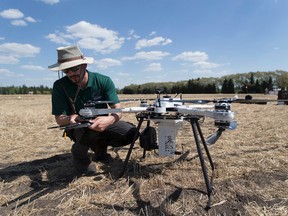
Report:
79,97,236,156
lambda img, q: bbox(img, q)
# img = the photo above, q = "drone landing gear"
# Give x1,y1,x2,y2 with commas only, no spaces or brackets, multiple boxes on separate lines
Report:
120,118,144,177
187,117,215,209
120,116,215,209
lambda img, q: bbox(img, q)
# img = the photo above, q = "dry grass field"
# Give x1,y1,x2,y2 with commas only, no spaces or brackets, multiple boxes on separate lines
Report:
0,94,287,216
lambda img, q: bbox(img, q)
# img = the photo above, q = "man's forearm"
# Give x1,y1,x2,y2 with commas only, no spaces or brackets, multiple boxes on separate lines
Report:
55,115,71,126
110,112,122,123
110,103,122,123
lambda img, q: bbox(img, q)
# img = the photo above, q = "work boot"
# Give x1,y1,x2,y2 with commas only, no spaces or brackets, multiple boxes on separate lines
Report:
71,142,97,174
92,144,113,163
93,153,113,163
73,159,97,175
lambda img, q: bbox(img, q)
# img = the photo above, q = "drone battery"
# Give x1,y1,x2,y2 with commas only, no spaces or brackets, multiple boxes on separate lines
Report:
156,119,183,156
140,126,158,150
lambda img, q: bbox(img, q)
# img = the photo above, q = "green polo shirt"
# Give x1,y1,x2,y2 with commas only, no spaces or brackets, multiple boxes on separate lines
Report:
52,71,119,115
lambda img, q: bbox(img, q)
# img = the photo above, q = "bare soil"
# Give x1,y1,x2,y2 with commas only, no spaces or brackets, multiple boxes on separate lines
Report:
0,94,287,216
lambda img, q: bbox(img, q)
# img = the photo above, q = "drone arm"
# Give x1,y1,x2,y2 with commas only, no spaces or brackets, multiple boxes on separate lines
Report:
47,121,91,130
177,107,235,122
79,107,147,118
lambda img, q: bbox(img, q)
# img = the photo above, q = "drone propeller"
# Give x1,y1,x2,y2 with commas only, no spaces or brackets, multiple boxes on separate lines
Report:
232,98,288,104
167,99,213,104
84,96,251,107
84,98,159,105
164,97,239,104
178,97,288,105
84,98,153,106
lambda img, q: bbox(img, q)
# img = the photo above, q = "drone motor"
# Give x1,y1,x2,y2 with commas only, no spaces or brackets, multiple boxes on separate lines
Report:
214,102,236,129
214,102,231,111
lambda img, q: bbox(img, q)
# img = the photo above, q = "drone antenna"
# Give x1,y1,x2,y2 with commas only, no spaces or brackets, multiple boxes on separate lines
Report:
155,88,164,107
155,88,164,95
157,92,161,107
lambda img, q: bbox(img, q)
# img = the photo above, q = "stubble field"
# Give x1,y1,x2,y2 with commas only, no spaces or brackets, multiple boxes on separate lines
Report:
0,94,287,215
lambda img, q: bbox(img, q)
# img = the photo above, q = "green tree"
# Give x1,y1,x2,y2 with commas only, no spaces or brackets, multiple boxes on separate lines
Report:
278,72,288,89
249,73,255,84
227,79,235,93
221,79,228,93
268,76,273,90
254,79,262,93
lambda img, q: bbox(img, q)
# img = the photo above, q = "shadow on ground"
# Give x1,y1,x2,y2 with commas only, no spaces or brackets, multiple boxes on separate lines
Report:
0,153,76,212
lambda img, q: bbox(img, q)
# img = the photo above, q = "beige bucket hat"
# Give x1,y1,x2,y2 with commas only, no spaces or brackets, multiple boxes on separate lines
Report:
48,45,94,71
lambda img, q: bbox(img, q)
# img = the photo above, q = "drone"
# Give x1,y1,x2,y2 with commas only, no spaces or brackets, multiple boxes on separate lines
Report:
49,89,238,208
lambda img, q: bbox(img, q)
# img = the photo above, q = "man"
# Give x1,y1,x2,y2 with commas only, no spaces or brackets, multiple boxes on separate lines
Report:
48,45,138,175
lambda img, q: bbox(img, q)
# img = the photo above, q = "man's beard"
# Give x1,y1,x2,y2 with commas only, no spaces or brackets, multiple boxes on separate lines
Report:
69,74,81,85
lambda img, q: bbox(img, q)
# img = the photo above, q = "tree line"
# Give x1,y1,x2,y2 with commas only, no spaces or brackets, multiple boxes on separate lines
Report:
0,85,52,94
1,70,287,95
121,70,288,94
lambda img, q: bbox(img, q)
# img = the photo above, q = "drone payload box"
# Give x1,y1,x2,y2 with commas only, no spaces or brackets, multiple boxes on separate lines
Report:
156,118,183,156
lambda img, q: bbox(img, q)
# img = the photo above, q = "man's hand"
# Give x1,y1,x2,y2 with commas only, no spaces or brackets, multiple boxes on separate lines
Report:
88,115,116,132
70,114,84,123
88,102,122,132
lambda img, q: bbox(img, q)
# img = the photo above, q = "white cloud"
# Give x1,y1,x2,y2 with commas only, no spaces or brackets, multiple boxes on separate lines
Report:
94,58,122,70
45,33,70,45
135,36,172,49
122,51,170,61
193,61,220,69
0,68,24,77
21,64,46,71
172,51,221,70
192,69,214,76
0,43,40,57
11,20,27,26
173,51,208,62
116,72,131,78
0,37,5,40
40,0,60,5
0,43,40,64
127,29,140,40
0,68,14,76
78,37,123,54
66,21,114,38
0,9,37,26
47,21,125,54
25,16,37,23
144,63,162,72
0,55,19,64
0,9,24,19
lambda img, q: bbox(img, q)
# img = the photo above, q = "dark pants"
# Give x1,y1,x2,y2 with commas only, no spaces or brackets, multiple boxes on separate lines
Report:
67,121,139,164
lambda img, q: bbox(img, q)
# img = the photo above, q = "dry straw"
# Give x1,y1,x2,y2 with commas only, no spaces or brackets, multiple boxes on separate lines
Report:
0,94,287,215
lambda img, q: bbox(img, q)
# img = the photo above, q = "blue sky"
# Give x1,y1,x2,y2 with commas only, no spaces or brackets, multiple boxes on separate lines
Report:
0,0,287,89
